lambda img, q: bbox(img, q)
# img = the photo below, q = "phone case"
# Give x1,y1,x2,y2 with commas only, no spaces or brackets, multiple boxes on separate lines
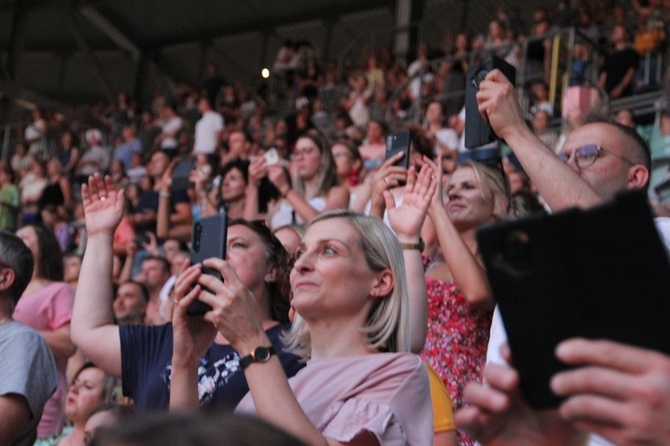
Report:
187,212,228,316
384,130,411,170
464,55,516,149
477,191,670,409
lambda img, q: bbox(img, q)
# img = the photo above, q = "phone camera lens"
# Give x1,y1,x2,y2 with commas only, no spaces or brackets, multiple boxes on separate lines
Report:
472,69,489,89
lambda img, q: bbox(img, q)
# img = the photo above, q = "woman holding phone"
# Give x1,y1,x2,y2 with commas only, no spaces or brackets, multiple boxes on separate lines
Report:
248,133,349,230
169,165,438,446
71,174,303,412
421,157,508,445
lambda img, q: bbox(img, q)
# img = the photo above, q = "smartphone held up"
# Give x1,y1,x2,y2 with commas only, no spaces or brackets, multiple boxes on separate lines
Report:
186,213,228,316
384,130,411,170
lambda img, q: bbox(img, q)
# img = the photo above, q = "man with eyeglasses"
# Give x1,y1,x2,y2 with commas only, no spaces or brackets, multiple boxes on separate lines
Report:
455,69,670,446
0,230,57,445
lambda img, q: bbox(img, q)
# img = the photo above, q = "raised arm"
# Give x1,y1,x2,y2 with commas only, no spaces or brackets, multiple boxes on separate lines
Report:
368,151,407,218
477,70,604,211
70,174,124,377
243,156,268,221
39,323,76,358
169,262,217,411
425,156,495,310
385,164,437,353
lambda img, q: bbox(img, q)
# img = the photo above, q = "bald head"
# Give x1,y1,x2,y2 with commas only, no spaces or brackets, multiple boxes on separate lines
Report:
583,119,651,178
560,121,651,201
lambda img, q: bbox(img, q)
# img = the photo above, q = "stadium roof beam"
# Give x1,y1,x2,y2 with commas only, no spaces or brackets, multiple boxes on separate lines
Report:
144,0,392,50
68,14,116,101
4,2,29,80
79,6,142,61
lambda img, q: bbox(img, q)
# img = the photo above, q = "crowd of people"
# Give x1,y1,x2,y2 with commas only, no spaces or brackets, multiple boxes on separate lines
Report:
2,1,670,445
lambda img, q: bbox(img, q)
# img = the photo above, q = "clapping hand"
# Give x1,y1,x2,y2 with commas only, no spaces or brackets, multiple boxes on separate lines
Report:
385,163,437,242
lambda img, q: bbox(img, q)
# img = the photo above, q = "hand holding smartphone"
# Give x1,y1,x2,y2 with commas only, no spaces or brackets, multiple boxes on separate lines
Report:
384,130,411,170
263,148,280,166
477,191,670,409
187,213,228,316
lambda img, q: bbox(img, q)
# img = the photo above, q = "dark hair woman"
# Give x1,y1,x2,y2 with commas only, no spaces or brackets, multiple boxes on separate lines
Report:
71,175,303,412
14,223,76,440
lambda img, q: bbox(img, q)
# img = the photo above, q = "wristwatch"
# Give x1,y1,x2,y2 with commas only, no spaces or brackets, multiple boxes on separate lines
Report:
239,346,276,370
401,238,425,252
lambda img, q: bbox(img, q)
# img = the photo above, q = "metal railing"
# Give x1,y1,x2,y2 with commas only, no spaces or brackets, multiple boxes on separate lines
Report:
385,27,610,129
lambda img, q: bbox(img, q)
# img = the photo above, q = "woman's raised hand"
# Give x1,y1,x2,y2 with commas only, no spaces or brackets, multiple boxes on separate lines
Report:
371,151,408,197
267,164,290,194
423,155,446,214
248,156,268,188
385,163,437,240
81,173,125,237
156,158,178,191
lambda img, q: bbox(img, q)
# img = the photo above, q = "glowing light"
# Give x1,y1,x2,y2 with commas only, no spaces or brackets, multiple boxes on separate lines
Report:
261,68,270,78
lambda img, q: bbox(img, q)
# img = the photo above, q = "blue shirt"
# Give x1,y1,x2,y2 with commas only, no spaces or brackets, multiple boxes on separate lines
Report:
120,322,303,411
113,138,143,171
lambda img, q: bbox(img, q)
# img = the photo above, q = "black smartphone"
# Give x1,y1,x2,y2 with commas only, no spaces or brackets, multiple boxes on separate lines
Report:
464,55,516,149
187,212,228,316
172,158,196,191
384,130,411,170
477,191,670,409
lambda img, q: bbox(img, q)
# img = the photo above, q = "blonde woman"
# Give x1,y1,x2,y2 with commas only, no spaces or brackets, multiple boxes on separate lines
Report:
170,165,439,445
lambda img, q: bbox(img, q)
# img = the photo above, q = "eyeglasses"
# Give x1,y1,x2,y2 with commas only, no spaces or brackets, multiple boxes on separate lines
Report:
558,144,634,168
332,152,352,160
293,147,318,159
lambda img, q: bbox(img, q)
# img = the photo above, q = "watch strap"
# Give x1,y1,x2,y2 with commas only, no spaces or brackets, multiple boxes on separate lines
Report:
400,238,425,251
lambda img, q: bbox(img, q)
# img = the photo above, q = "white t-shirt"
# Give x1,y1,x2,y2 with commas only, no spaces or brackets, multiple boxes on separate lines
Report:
193,111,224,155
161,116,183,150
435,128,459,156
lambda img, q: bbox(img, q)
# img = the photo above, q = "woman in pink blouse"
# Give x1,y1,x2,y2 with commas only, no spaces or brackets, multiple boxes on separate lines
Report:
14,223,76,439
168,165,439,445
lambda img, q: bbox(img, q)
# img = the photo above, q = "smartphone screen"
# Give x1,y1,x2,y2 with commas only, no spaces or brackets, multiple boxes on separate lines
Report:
384,130,411,170
187,212,227,316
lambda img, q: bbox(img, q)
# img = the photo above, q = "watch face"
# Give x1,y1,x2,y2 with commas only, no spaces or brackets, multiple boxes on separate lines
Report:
254,346,270,362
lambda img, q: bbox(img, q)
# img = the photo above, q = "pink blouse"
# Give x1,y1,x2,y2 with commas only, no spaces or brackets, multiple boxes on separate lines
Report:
237,352,433,445
14,281,74,439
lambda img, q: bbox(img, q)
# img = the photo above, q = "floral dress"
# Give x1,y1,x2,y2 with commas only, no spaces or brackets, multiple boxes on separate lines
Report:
420,260,493,445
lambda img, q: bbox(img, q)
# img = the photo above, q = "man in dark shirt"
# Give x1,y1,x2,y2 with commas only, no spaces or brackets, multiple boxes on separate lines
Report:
599,24,640,98
131,151,191,238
